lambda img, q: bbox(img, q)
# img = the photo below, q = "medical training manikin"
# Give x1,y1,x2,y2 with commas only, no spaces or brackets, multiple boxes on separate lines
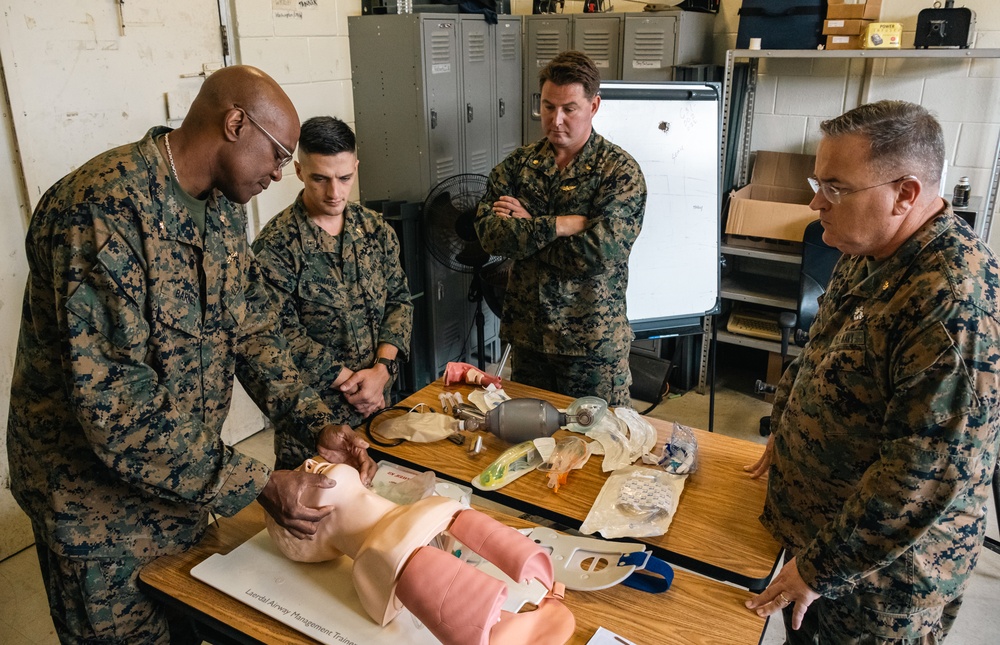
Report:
265,459,576,645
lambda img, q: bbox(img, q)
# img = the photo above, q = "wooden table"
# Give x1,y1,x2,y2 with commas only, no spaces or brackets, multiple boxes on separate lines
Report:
368,379,782,590
140,503,767,645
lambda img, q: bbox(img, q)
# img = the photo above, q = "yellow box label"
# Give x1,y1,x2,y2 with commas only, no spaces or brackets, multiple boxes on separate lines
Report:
863,22,902,49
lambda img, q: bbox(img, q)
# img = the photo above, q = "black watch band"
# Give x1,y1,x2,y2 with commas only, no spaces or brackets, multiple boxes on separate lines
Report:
375,357,398,376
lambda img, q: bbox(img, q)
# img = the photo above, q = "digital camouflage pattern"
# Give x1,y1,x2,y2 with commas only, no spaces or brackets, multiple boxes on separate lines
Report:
510,343,631,407
33,541,196,643
764,208,1000,639
474,131,646,401
7,127,334,561
252,197,412,467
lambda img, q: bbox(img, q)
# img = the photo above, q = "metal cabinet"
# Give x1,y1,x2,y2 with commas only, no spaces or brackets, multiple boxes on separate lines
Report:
349,14,518,386
522,11,713,144
622,11,714,81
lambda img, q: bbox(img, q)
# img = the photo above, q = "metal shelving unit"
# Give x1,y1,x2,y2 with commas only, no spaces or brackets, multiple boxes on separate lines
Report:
697,48,1000,394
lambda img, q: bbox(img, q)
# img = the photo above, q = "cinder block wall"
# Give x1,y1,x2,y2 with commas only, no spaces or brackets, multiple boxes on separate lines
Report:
713,0,1000,249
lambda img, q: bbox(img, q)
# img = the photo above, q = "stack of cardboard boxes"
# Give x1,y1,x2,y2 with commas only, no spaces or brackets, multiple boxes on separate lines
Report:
823,0,895,50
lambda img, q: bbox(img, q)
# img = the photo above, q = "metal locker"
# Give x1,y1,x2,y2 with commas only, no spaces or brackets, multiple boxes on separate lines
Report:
348,15,463,203
494,18,522,161
523,15,571,145
620,10,714,82
422,18,463,191
572,14,623,80
622,14,678,81
460,17,495,176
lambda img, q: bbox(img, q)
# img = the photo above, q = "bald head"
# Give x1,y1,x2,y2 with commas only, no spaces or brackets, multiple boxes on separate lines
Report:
172,65,299,203
185,66,297,141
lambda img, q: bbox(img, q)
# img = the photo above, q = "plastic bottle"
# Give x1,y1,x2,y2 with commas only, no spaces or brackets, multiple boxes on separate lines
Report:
953,176,971,208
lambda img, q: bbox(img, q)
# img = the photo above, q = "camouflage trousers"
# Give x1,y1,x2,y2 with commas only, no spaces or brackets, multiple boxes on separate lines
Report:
33,533,200,644
781,593,962,644
510,345,632,407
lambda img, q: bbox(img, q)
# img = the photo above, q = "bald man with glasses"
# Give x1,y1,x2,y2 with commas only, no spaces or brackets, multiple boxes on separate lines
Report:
7,65,375,644
744,101,1000,643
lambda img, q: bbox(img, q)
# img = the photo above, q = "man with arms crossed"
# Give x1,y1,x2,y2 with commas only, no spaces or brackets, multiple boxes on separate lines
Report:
474,51,646,406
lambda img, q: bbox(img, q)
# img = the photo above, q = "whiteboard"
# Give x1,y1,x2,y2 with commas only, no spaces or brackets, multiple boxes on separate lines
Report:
592,82,721,337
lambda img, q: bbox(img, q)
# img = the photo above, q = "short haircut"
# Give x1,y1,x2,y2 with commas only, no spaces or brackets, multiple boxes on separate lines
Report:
298,116,356,156
820,101,945,188
538,51,601,98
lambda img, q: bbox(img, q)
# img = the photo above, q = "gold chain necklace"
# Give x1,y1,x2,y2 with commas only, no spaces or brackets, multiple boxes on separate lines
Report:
164,132,179,183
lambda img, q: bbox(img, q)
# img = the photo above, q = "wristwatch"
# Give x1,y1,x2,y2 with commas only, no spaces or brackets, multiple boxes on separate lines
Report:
374,357,399,377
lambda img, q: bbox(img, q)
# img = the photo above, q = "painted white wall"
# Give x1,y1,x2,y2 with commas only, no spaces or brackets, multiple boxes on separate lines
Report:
713,0,1000,250
0,72,33,561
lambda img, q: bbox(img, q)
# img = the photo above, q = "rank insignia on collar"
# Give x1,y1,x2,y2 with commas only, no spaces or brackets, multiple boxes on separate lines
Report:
561,185,576,191
220,214,227,226
532,159,539,165
882,280,890,291
853,306,864,321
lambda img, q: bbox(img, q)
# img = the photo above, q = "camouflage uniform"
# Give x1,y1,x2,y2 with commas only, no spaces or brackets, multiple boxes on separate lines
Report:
764,208,1000,642
474,131,646,406
7,127,335,643
253,197,412,468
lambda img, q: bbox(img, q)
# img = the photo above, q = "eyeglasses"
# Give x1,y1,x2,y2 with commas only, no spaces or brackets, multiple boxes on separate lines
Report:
234,104,294,170
807,175,916,205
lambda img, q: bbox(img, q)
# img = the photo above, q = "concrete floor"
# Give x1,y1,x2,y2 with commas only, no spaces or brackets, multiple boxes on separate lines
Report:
2,344,998,643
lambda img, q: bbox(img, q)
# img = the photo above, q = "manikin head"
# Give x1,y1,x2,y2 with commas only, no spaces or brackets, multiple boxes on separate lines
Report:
264,459,574,645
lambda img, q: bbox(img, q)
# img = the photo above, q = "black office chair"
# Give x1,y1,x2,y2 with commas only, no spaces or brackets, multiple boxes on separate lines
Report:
758,219,842,435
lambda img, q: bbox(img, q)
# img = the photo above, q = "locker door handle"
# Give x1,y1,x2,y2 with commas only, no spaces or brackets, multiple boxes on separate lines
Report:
499,98,506,118
430,109,437,129
531,93,541,120
467,103,474,123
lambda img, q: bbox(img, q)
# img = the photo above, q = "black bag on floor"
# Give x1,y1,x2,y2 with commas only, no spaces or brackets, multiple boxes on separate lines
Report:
736,0,826,50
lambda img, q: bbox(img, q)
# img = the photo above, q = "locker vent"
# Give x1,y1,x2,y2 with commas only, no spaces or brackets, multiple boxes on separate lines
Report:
469,150,490,175
499,33,518,61
536,31,563,59
467,32,487,64
631,29,667,60
431,32,452,66
435,156,457,183
582,32,612,59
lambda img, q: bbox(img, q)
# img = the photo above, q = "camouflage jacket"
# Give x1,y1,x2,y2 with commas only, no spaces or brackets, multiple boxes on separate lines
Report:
7,127,333,559
764,208,1000,614
474,131,646,358
252,198,412,436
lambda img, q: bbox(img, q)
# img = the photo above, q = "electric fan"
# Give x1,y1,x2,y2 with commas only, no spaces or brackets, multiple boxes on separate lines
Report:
422,173,511,369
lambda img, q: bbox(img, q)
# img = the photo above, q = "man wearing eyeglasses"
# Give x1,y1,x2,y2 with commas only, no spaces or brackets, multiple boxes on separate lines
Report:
252,116,413,470
7,66,376,643
744,101,1000,642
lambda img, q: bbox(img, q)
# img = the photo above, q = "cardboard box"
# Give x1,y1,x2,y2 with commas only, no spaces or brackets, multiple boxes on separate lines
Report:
827,0,882,21
862,22,902,49
725,151,818,244
823,18,873,36
826,34,864,50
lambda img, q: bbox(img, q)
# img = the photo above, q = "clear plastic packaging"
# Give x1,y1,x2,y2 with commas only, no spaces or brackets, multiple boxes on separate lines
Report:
579,466,687,539
657,422,699,474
